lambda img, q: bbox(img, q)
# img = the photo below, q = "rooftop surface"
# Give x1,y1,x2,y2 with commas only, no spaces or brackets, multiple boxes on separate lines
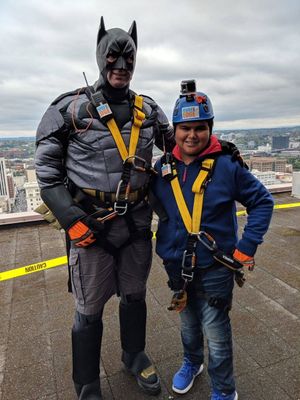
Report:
0,193,300,400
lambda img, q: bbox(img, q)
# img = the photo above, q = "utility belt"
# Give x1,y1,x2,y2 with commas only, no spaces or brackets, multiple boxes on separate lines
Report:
81,184,148,209
34,182,149,231
75,185,151,242
67,183,149,231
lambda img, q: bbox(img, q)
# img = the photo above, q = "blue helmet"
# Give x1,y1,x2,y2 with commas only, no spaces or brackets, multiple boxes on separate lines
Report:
172,91,214,124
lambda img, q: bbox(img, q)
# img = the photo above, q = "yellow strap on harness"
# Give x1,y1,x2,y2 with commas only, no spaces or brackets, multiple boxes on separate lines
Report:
106,95,145,161
129,95,145,156
170,158,215,233
170,177,191,233
106,118,128,160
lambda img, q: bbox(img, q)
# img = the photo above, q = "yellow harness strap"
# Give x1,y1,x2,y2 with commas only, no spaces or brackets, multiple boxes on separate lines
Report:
170,177,191,233
106,95,145,161
170,158,215,233
129,95,145,156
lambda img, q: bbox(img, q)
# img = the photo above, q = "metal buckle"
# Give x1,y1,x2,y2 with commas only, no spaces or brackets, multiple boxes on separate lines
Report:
114,202,128,216
181,269,194,282
124,155,147,172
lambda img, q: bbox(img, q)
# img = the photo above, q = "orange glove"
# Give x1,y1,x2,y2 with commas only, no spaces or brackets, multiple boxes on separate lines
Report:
233,249,255,271
68,220,96,248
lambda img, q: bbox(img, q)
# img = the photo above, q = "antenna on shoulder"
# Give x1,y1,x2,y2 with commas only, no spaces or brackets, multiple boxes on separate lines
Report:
83,72,90,87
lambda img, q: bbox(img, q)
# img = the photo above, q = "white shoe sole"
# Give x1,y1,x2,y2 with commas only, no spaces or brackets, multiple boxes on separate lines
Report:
172,364,204,394
210,391,238,400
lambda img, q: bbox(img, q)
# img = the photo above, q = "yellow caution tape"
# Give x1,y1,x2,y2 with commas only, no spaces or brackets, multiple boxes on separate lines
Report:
0,256,67,282
236,210,247,216
236,202,300,216
1,202,299,282
274,202,300,209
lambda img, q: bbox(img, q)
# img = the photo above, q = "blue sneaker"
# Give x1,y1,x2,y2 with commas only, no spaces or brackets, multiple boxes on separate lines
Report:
172,358,204,394
211,389,238,400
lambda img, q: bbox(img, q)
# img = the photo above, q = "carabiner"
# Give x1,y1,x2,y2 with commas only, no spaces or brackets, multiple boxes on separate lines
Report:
114,180,130,215
115,180,130,202
197,231,218,251
181,250,196,281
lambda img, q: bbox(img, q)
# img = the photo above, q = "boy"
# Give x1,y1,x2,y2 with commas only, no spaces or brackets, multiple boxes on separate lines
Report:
151,80,274,399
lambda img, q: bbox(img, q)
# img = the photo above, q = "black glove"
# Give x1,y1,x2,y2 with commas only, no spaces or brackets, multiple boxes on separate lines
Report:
82,215,106,234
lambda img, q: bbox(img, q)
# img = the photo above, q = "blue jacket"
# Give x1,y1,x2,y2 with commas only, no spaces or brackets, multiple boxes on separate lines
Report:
152,138,274,268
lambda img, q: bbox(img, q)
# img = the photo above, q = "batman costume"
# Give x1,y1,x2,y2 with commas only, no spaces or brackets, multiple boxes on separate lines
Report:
35,17,174,399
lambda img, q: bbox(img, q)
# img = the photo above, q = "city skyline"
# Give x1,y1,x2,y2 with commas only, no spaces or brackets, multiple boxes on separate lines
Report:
0,0,300,137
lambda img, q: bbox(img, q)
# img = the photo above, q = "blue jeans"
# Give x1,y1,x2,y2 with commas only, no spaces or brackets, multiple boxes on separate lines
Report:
166,263,236,394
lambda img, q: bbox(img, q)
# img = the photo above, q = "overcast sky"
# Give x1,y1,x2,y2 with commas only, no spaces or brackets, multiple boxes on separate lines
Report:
0,0,300,137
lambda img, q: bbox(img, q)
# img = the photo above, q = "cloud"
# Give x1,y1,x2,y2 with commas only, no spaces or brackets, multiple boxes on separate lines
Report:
0,0,300,136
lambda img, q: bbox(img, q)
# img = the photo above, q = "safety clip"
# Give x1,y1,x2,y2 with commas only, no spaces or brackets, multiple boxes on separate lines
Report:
197,231,218,252
114,180,130,215
181,250,196,281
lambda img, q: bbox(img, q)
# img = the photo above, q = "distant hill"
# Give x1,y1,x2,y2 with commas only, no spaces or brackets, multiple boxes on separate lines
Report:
215,126,300,136
0,136,35,141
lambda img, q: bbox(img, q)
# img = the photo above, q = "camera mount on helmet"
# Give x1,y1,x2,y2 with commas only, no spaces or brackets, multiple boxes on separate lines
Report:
172,79,214,124
180,79,196,102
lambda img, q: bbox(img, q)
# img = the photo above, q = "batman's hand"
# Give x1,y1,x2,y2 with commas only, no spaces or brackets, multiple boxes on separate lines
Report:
82,215,105,233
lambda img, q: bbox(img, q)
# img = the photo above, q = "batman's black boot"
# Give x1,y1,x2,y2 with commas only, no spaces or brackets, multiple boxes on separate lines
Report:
74,378,102,400
119,299,161,395
72,312,103,400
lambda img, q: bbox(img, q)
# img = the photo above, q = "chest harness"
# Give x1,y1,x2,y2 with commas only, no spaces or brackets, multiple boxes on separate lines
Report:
81,88,156,223
161,153,245,312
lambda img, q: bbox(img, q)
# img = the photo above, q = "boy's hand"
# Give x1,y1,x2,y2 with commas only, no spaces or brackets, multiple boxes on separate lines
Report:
233,249,255,271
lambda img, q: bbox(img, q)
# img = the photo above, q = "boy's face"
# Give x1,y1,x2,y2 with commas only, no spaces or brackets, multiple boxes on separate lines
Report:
175,120,210,162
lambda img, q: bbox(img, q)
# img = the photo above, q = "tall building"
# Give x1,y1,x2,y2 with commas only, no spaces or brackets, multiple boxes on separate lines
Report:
13,173,26,189
249,157,286,173
0,158,10,212
0,158,9,197
24,167,42,212
24,181,43,211
272,136,289,150
26,166,37,183
7,174,16,200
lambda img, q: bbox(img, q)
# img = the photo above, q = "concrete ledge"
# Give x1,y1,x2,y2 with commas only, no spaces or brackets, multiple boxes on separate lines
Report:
0,211,44,226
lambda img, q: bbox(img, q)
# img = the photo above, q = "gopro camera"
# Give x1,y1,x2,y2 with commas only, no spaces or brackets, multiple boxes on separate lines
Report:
180,79,196,96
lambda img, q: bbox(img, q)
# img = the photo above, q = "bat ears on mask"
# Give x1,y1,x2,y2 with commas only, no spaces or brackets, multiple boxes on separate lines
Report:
128,20,137,48
97,16,106,45
97,16,138,49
